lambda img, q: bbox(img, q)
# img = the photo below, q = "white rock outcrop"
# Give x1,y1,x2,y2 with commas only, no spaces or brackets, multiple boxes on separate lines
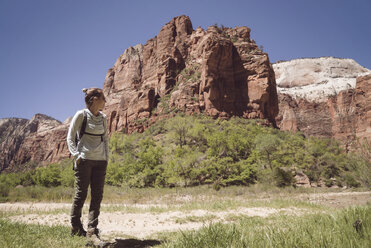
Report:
273,57,370,102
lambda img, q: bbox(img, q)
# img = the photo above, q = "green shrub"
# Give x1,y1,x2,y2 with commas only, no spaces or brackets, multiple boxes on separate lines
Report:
60,165,75,187
19,171,35,186
0,182,10,197
32,163,62,187
1,114,368,190
106,160,125,186
103,114,369,188
0,172,21,187
254,133,281,169
273,167,295,187
343,173,361,188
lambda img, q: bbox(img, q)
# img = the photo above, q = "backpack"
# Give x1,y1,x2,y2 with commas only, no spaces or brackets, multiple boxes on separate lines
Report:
75,110,104,145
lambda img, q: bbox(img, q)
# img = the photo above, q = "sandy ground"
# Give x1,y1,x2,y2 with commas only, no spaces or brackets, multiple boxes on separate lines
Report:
1,191,370,239
5,206,301,239
296,191,371,208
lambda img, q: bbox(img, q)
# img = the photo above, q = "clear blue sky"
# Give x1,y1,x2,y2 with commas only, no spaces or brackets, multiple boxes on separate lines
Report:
1,0,370,122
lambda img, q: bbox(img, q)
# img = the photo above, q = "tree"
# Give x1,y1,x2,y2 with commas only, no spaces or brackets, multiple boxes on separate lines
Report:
165,115,193,147
254,133,281,169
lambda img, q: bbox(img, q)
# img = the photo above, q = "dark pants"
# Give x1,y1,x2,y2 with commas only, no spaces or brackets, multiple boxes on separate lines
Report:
71,159,107,229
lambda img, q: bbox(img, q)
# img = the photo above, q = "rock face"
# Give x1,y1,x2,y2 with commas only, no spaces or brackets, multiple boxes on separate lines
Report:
0,114,70,172
0,118,29,171
330,74,371,148
274,57,370,102
1,16,278,172
275,58,371,150
2,21,370,173
1,19,370,173
103,15,278,133
294,171,311,188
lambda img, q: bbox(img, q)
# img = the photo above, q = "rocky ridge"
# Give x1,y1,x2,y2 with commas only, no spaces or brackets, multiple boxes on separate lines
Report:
0,15,278,172
274,57,370,101
275,58,371,150
0,114,70,172
1,17,369,172
103,15,278,133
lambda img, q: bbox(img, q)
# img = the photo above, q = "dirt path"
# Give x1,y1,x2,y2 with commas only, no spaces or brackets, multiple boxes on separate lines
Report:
5,205,302,239
296,191,371,208
1,191,370,239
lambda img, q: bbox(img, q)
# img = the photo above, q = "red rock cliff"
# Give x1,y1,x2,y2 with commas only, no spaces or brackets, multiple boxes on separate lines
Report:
1,16,279,171
103,15,278,133
0,114,70,172
276,58,371,152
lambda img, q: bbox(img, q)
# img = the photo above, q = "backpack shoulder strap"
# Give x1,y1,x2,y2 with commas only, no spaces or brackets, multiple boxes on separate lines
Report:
78,110,88,140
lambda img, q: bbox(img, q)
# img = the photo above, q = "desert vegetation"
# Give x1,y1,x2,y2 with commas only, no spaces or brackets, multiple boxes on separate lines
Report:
1,114,370,198
1,114,370,247
106,114,370,189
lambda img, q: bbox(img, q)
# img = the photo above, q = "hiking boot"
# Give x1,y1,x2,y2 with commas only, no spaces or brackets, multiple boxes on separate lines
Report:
86,228,106,247
87,227,101,239
71,225,87,237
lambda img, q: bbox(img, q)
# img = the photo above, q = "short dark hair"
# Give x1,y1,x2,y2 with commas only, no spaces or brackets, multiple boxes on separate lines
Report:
82,88,104,107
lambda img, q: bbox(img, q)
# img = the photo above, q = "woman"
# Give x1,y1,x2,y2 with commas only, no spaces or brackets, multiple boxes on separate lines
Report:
66,88,109,240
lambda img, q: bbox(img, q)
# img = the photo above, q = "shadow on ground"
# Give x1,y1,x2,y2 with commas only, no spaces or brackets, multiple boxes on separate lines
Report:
96,238,162,248
113,239,162,248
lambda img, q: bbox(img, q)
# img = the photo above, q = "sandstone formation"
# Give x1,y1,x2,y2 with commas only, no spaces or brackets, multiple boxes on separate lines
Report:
103,15,278,133
0,114,70,172
274,57,370,101
275,58,371,151
294,171,311,188
5,18,370,173
330,74,371,149
0,118,29,171
0,15,278,172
